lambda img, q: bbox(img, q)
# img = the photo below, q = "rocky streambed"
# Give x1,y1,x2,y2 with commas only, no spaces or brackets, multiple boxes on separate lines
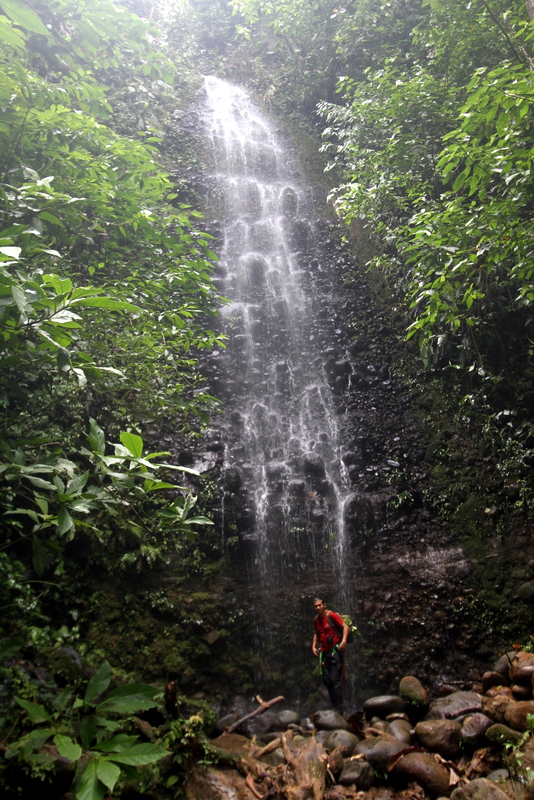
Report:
187,649,534,799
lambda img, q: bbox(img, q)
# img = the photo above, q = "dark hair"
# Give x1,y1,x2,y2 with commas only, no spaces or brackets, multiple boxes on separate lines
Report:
313,597,324,604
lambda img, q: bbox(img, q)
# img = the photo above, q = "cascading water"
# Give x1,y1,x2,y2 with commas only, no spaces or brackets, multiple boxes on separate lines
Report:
202,76,355,699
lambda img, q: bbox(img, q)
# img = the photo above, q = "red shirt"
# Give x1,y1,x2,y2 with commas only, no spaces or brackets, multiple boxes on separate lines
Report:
314,610,343,652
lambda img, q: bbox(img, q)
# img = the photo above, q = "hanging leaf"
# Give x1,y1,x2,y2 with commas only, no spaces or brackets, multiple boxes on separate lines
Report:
0,0,49,35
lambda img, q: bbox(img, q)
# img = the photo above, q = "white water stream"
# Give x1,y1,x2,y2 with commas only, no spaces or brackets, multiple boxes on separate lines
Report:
203,76,352,617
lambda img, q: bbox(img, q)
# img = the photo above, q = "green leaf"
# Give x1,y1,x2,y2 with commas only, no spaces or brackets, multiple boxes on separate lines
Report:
54,734,82,762
39,211,64,227
80,715,97,749
91,734,138,753
0,637,23,660
119,431,143,458
0,17,26,50
14,696,52,724
0,0,49,35
57,506,74,535
96,759,121,793
87,419,106,456
97,684,159,714
69,297,141,312
84,662,112,705
107,742,169,766
77,759,106,800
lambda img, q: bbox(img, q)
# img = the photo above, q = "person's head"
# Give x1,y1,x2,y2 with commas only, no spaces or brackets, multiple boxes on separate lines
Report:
313,597,326,614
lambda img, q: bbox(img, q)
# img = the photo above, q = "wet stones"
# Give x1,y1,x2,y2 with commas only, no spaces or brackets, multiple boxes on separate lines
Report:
324,729,359,756
426,691,482,720
314,710,350,731
388,718,413,745
450,778,510,800
414,719,462,759
459,713,493,748
338,760,374,789
363,695,407,719
399,675,429,713
503,699,534,731
393,752,451,798
354,734,405,772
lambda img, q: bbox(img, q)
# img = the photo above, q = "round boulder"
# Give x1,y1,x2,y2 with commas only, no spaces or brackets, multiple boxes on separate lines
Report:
450,777,511,799
399,675,429,712
241,711,283,738
325,729,359,756
278,710,300,727
509,652,534,686
504,699,534,732
363,695,407,719
393,752,451,798
339,760,375,790
493,652,516,677
427,691,482,720
215,713,238,733
314,710,350,731
354,733,405,772
460,713,493,748
388,718,413,745
482,671,508,693
415,719,462,759
485,723,523,746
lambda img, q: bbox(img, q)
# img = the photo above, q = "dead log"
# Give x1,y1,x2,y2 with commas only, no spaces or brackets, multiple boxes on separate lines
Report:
281,732,327,800
226,695,285,734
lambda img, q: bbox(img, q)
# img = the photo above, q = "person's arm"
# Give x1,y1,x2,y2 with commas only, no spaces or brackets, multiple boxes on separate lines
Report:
338,621,350,652
312,631,319,657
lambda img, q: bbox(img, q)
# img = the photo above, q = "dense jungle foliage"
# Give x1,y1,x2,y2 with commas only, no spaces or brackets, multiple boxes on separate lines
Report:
2,0,534,797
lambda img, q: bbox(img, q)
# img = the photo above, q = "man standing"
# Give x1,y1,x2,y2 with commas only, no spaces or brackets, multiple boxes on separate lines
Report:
312,597,350,712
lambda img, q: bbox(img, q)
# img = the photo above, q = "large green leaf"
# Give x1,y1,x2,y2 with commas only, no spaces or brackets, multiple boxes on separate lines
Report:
77,759,106,800
14,696,52,723
96,759,121,792
0,0,49,35
97,683,159,714
84,662,112,705
54,734,82,762
119,431,143,458
107,742,169,766
91,734,138,753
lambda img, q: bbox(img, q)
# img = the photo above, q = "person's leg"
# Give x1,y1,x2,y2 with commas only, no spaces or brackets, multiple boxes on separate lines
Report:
322,650,343,710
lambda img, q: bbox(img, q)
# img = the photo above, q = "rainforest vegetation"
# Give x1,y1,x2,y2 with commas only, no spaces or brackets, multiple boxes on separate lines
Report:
1,0,534,797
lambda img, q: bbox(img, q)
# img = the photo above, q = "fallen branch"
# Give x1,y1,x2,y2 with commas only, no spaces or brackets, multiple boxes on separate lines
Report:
245,772,263,799
250,736,283,759
226,695,285,734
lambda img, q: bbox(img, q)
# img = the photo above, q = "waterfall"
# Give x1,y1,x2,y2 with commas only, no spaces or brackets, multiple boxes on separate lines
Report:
202,76,355,699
